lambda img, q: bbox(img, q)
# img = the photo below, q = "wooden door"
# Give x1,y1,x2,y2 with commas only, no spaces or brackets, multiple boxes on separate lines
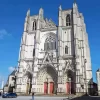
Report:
44,82,48,94
50,82,54,94
71,82,74,94
66,82,70,94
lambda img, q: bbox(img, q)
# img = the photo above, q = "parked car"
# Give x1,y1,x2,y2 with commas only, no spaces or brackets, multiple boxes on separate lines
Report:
2,93,17,98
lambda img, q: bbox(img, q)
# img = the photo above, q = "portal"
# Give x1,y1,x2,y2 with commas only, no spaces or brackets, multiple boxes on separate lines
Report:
37,64,57,94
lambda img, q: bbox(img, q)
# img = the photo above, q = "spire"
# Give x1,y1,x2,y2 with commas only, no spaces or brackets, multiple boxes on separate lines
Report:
59,5,62,11
39,7,44,19
26,9,30,16
73,0,78,9
74,0,76,4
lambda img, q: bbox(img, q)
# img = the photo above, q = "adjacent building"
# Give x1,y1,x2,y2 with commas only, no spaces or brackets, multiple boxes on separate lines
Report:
96,69,100,95
16,1,93,95
3,69,17,93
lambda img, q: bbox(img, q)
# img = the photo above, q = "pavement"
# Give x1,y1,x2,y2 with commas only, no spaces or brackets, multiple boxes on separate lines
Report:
0,95,100,100
0,96,69,100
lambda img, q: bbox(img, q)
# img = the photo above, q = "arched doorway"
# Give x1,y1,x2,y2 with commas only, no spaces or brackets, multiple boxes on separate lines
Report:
37,65,57,94
24,71,32,95
65,70,75,94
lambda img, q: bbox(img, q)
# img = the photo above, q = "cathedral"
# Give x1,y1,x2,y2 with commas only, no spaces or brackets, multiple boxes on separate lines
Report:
16,2,93,95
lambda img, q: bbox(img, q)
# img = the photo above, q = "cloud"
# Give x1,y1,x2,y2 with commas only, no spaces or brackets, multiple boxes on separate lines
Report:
8,66,15,72
0,29,11,39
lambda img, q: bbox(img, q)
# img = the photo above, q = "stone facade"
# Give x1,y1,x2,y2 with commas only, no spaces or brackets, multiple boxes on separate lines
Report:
96,69,100,95
16,2,93,95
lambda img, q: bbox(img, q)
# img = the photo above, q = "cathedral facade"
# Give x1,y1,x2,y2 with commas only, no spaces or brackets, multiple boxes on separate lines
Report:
16,2,93,95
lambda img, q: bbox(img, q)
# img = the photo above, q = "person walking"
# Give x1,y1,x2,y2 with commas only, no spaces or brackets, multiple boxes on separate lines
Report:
32,92,34,100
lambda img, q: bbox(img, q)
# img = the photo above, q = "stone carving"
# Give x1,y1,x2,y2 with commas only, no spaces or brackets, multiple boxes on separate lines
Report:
43,18,56,29
27,64,32,71
23,68,26,73
63,60,75,72
17,78,22,84
79,75,84,85
22,77,28,84
22,63,32,76
42,52,53,65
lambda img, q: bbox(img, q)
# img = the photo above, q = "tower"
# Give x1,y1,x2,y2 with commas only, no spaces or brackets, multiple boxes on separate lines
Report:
57,1,93,95
72,1,93,94
16,8,44,94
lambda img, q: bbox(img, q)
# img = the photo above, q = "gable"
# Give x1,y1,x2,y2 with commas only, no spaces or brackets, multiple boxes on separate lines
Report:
42,52,53,66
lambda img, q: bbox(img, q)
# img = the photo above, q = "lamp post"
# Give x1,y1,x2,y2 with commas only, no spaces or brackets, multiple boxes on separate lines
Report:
84,59,87,95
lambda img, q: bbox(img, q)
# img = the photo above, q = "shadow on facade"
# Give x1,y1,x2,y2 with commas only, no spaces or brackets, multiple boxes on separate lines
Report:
87,78,98,96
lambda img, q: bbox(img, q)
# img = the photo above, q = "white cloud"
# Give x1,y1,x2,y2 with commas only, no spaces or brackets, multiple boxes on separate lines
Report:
8,66,15,72
0,29,11,39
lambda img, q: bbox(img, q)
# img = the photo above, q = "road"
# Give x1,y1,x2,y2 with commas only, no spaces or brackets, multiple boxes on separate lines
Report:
0,96,68,100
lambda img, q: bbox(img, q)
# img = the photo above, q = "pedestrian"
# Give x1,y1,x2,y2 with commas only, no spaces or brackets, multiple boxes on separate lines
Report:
32,92,34,100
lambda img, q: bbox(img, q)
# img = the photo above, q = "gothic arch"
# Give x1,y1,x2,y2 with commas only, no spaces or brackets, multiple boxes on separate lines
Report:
65,46,68,54
63,69,75,94
37,64,58,92
63,69,74,79
37,64,57,78
37,64,58,94
66,14,71,26
22,71,32,94
24,71,32,79
33,20,37,30
40,32,57,44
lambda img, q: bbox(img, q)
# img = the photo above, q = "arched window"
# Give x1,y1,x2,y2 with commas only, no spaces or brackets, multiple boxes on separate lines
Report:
33,20,37,30
44,35,56,51
33,48,35,56
66,14,71,26
65,46,68,54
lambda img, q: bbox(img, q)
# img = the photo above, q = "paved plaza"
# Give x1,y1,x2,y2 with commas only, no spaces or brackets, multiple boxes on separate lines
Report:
0,96,68,100
0,96,100,100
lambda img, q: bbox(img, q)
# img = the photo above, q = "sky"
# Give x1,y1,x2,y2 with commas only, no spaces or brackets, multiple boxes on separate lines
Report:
0,0,100,87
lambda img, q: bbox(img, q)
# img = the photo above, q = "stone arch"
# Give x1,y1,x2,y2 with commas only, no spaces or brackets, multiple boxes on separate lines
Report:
64,69,75,94
66,70,74,80
24,71,32,79
23,71,32,95
37,64,57,77
37,64,58,94
63,69,75,83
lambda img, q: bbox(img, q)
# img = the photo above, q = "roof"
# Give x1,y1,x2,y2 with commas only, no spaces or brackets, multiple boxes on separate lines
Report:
93,82,97,85
4,80,8,87
9,70,16,76
96,68,100,72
